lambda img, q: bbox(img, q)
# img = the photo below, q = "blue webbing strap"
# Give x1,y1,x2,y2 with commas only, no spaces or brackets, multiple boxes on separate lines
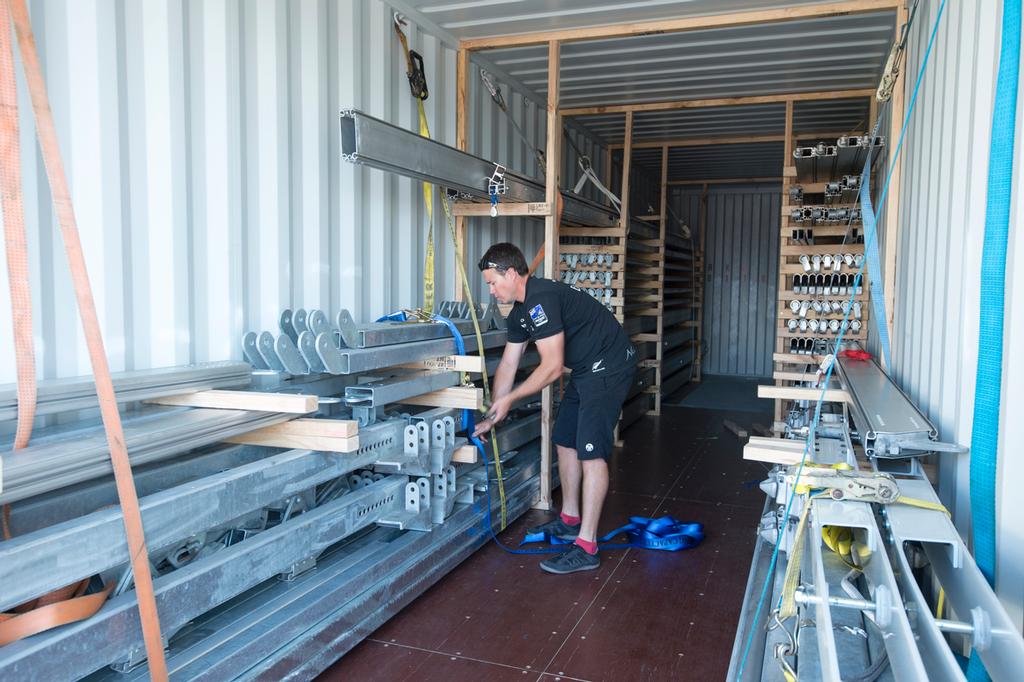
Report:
522,516,704,552
967,0,1020,680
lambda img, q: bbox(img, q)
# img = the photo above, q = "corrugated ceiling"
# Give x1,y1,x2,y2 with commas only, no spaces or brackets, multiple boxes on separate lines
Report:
405,0,831,39
399,1,895,178
479,12,894,111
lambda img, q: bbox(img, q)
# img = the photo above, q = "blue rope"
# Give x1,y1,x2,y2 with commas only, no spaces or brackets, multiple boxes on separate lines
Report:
967,0,1020,680
735,2,947,677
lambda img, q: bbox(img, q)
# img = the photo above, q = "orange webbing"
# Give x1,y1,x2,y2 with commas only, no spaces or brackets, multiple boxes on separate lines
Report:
0,0,35,542
5,1,168,678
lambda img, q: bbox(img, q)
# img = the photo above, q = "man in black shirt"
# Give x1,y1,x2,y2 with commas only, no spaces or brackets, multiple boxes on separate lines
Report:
472,243,637,574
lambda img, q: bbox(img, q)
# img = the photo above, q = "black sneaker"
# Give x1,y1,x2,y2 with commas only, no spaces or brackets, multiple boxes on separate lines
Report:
526,517,581,542
540,544,600,575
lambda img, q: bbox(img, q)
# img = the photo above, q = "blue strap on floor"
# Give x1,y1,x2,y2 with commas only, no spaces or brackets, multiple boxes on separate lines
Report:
522,516,705,552
967,1,1019,680
859,161,893,369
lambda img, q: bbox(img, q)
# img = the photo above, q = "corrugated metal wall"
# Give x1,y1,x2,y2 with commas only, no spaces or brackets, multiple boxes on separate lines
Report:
698,185,780,377
887,0,1023,629
0,0,604,383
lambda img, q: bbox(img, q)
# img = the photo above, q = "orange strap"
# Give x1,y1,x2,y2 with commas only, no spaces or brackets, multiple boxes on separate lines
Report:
0,580,115,647
0,0,35,541
4,1,168,678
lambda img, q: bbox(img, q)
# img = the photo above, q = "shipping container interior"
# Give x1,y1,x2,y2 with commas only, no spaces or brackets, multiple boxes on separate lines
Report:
0,1,1022,681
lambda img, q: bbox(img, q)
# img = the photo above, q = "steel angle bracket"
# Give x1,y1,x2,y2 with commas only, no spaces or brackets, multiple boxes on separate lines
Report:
242,332,270,370
377,478,433,532
430,465,460,525
257,331,286,372
275,334,310,375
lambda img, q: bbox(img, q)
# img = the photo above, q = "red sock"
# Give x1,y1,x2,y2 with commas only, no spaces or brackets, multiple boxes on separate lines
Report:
574,537,598,555
560,512,580,526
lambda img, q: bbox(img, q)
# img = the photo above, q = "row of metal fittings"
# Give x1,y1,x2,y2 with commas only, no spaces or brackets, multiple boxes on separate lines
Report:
799,253,864,272
789,299,863,318
560,252,615,268
789,207,864,223
792,273,864,295
562,269,614,286
788,337,832,355
789,175,862,203
787,317,862,334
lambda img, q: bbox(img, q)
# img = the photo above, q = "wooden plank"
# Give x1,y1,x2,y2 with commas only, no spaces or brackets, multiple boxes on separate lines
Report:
777,329,867,340
757,385,850,403
147,390,318,414
773,352,827,364
743,437,806,465
560,243,625,254
773,370,819,382
619,110,633,234
231,417,358,438
723,420,748,439
454,47,469,302
397,355,486,373
451,444,478,464
401,386,484,410
881,0,909,368
780,244,864,256
225,420,359,453
451,201,550,217
632,333,661,342
558,226,626,237
538,39,561,512
461,2,898,49
560,88,876,117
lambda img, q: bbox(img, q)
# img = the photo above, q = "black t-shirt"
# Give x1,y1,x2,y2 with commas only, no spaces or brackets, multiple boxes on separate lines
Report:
506,277,637,377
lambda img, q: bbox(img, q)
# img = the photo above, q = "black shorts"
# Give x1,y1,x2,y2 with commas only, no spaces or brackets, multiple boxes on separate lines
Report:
552,366,637,460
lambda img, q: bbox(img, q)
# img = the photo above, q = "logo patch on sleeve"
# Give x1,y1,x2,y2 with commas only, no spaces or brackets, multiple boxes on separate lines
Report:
528,304,548,327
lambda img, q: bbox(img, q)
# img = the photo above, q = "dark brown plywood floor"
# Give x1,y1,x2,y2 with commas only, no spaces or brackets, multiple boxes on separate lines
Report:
319,405,769,682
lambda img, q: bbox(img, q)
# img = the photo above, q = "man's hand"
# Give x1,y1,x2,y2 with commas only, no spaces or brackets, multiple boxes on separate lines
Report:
472,395,513,438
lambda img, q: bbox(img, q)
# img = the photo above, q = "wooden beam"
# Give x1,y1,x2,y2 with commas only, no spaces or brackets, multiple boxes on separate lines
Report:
723,420,749,439
619,111,633,234
454,47,469,302
881,1,908,369
147,390,318,414
743,436,806,465
460,0,900,50
560,89,876,117
225,418,359,452
757,384,850,403
397,355,486,373
614,131,853,151
451,444,478,464
538,39,561,512
400,386,484,410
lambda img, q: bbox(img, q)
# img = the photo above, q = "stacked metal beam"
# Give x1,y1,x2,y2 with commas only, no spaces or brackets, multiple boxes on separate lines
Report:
0,362,251,421
731,350,1024,681
1,298,542,680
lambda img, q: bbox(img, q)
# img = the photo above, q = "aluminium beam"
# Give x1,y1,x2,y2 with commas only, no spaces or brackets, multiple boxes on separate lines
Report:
134,462,541,681
344,370,460,407
0,408,295,505
339,109,619,229
0,476,409,681
0,362,251,421
0,443,396,612
315,329,507,375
